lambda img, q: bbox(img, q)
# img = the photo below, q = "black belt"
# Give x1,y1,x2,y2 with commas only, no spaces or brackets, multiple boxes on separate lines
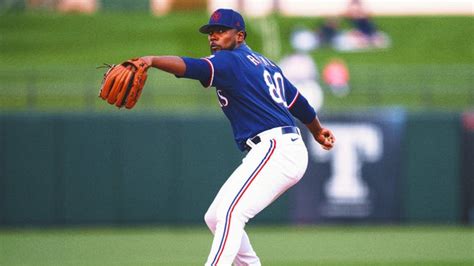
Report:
245,126,299,151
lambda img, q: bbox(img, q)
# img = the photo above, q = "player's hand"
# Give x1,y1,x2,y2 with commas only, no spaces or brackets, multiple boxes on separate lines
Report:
314,128,335,150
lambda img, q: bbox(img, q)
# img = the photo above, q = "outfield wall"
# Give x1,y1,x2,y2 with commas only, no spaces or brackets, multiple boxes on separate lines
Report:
0,111,470,226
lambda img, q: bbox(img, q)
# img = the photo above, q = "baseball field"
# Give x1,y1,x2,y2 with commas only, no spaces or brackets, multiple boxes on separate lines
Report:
1,225,472,265
1,10,473,266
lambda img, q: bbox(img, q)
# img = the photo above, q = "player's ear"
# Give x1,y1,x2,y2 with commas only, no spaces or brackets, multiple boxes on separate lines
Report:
237,31,246,42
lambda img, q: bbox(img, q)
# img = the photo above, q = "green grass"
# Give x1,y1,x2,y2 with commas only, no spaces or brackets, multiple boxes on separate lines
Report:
0,12,473,111
1,226,472,265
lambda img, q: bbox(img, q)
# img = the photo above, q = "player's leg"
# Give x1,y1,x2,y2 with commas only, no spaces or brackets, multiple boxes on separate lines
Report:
204,159,262,265
206,208,259,265
205,200,259,265
204,135,308,266
232,231,259,266
227,138,308,265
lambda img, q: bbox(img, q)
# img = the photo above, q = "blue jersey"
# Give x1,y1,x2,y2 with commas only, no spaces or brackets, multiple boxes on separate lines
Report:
180,44,315,151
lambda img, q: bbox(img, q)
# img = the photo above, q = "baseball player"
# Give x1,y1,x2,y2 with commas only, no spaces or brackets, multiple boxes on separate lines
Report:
140,9,335,266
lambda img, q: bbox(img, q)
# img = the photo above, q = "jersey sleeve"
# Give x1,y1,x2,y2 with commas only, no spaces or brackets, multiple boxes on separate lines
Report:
284,78,316,124
180,51,236,88
179,57,213,88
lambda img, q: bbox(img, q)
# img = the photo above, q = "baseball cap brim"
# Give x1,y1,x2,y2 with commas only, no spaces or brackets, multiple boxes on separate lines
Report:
199,24,234,34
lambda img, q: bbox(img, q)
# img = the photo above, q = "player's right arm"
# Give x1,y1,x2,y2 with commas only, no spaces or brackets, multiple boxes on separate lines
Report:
283,77,335,150
305,116,335,150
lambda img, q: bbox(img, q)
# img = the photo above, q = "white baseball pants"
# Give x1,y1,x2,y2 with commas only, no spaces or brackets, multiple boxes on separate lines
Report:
204,127,309,266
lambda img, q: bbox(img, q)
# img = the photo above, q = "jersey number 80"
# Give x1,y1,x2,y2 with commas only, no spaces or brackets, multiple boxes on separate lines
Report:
264,70,287,107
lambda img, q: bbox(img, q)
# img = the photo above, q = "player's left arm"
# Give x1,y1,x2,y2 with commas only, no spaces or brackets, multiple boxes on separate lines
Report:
284,79,335,150
140,55,215,88
142,52,234,88
141,56,186,76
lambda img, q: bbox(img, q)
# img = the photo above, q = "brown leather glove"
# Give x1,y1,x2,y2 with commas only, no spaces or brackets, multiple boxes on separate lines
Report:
98,58,150,109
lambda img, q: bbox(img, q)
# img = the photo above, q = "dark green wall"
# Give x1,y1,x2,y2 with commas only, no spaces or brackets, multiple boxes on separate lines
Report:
0,112,254,226
402,112,462,223
0,111,464,226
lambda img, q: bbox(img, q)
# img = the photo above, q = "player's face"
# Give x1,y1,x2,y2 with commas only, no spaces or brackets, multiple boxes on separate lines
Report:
207,27,242,53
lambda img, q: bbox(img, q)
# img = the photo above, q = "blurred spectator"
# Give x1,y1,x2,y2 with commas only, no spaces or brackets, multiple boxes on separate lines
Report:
290,26,320,52
345,0,377,39
333,0,391,51
322,58,350,97
316,16,341,48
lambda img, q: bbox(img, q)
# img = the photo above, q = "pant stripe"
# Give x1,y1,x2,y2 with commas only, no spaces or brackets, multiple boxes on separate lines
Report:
211,139,277,266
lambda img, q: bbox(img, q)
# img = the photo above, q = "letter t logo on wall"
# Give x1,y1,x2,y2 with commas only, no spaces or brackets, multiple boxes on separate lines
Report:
308,123,383,204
